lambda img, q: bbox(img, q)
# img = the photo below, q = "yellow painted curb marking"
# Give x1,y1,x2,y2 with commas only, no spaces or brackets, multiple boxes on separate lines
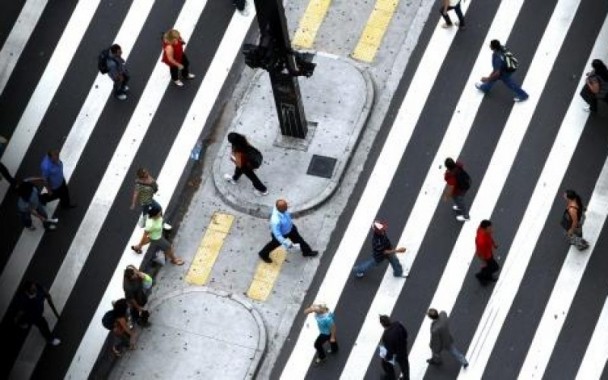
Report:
292,0,332,48
246,248,287,301
352,0,399,62
185,212,234,285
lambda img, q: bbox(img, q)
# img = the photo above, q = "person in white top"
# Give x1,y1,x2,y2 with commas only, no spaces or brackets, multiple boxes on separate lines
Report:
440,0,466,30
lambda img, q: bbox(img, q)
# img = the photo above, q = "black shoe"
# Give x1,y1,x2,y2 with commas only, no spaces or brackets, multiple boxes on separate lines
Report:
259,253,272,263
426,358,441,365
303,250,318,257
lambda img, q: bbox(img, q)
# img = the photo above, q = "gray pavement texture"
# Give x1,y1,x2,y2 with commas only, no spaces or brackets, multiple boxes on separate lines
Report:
107,0,432,379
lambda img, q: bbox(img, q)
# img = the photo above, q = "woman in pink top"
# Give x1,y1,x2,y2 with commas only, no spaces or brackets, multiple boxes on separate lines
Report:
161,29,195,87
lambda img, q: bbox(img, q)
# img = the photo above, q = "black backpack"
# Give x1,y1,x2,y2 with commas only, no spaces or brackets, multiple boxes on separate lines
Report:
501,47,519,73
101,310,116,330
247,146,263,169
455,167,471,191
98,48,111,74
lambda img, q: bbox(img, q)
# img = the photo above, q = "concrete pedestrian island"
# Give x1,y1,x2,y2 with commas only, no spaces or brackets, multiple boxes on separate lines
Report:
213,52,374,218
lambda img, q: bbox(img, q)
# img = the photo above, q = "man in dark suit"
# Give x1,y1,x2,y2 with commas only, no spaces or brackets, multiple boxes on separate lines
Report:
379,315,409,380
426,308,468,368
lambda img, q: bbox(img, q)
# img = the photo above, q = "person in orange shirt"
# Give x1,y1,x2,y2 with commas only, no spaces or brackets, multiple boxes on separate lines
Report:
474,219,499,285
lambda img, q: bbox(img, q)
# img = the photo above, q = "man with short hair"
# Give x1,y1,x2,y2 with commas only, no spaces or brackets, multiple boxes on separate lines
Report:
40,149,75,209
353,221,407,278
475,219,500,285
107,44,130,100
379,315,410,380
258,199,318,263
426,308,468,368
475,39,528,102
443,157,470,222
14,281,61,346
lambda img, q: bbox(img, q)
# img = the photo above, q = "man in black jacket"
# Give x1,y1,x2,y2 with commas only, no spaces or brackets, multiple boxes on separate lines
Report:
379,315,409,380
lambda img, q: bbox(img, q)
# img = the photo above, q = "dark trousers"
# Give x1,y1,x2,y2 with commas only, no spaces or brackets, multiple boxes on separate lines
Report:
580,84,599,111
40,180,71,207
169,55,190,81
28,315,53,341
114,73,130,97
233,166,266,192
381,353,410,380
0,162,15,185
314,333,338,360
233,0,245,11
258,225,312,259
440,1,465,27
476,256,500,282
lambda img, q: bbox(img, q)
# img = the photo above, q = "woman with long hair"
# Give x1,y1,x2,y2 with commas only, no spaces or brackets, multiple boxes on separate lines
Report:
561,189,589,250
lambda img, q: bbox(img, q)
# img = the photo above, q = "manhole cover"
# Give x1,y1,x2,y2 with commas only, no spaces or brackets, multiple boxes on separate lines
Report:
307,155,337,179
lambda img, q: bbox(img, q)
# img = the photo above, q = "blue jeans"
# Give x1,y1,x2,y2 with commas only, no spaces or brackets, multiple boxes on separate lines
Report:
453,195,469,218
478,73,528,99
19,206,48,228
431,345,468,366
354,254,403,277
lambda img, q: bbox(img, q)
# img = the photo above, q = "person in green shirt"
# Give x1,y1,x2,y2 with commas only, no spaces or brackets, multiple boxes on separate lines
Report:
131,205,184,265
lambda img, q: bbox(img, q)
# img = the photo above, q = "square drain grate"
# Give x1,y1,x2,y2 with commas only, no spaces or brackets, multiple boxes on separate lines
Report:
307,154,337,179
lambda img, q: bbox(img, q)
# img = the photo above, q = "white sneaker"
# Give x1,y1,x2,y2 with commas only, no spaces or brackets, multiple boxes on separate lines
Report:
224,174,237,184
163,223,172,230
582,105,591,112
173,80,184,87
254,189,269,196
185,73,195,79
475,82,484,91
116,94,127,100
49,338,61,346
452,205,460,211
456,215,470,222
513,96,528,102
47,224,57,230
47,218,59,224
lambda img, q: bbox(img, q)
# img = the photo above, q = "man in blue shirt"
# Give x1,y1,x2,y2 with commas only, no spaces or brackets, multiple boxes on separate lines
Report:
258,199,318,263
40,149,75,209
475,39,528,102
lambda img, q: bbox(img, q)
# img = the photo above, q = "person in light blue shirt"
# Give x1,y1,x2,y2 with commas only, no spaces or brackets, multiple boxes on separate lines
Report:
40,149,75,209
304,303,338,365
258,199,318,263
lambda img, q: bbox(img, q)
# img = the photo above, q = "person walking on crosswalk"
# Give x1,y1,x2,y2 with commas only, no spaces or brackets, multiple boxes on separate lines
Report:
258,199,318,263
579,59,608,113
162,29,195,87
353,221,407,278
474,219,500,285
379,315,409,380
304,303,338,366
106,44,130,101
561,189,589,250
440,0,465,30
426,309,468,369
130,167,162,227
131,204,184,265
40,149,76,209
443,157,471,222
14,281,62,347
475,39,528,102
16,178,58,231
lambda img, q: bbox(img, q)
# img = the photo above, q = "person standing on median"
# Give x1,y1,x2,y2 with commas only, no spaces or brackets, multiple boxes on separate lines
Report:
258,199,318,263
475,39,529,102
223,132,268,196
426,308,468,369
475,219,500,285
379,315,410,380
304,303,338,366
443,157,471,222
353,221,407,279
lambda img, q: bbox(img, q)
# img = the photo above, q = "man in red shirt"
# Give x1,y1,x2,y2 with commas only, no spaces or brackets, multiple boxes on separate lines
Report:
475,220,499,285
443,158,470,222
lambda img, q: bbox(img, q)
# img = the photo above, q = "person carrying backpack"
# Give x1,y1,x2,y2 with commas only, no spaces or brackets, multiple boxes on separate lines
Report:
475,39,529,103
443,157,471,222
223,132,268,196
99,44,130,100
102,298,136,356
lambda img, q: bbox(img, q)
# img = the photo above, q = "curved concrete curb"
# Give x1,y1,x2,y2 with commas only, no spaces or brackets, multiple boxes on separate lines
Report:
212,52,375,219
110,287,267,380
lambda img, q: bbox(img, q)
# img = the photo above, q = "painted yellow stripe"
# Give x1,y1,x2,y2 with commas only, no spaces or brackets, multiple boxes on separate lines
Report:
246,248,287,301
185,212,234,285
352,0,399,62
292,0,332,48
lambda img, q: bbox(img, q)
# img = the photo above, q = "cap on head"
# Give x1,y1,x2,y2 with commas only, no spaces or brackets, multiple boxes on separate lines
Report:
372,220,387,232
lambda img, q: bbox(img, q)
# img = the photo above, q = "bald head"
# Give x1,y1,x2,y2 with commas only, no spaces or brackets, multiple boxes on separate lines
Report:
276,199,288,212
